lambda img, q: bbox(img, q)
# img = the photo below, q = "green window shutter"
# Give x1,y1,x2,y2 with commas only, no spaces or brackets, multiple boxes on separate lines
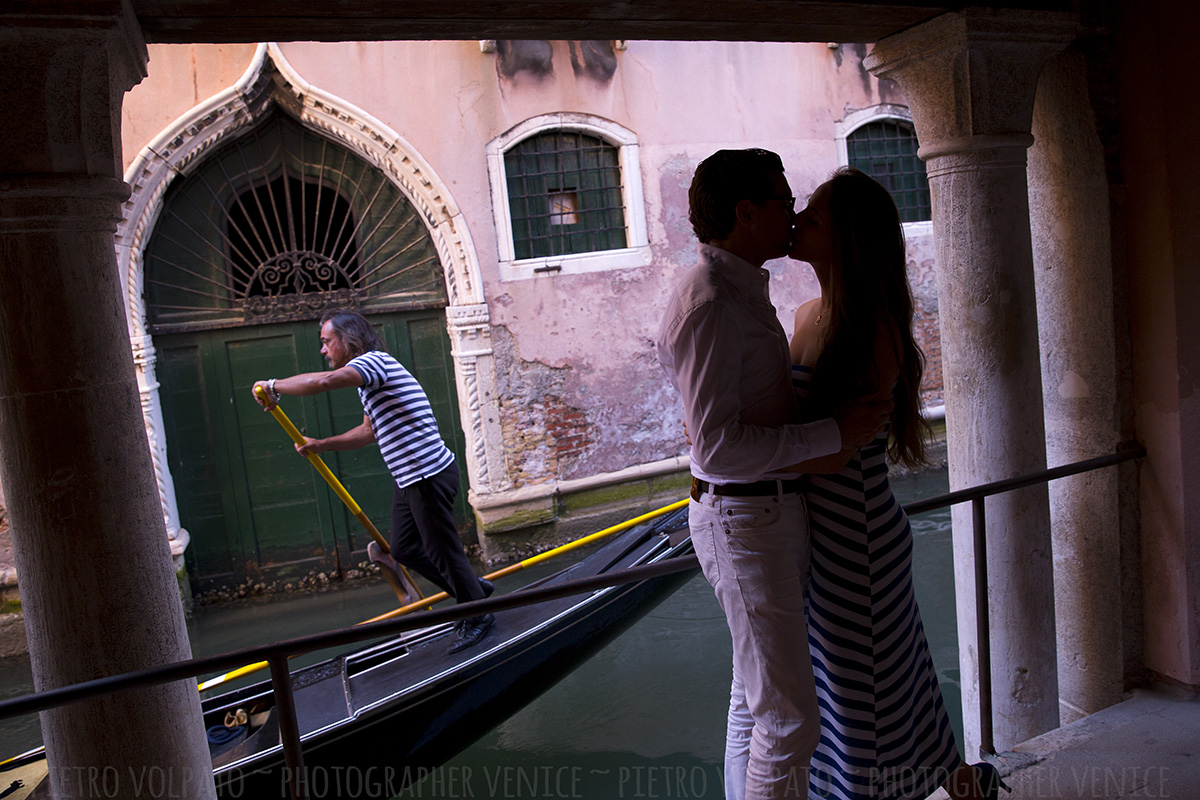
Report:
847,120,931,223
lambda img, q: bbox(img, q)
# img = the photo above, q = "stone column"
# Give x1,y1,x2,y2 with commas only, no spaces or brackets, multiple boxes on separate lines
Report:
0,5,216,798
1028,48,1124,724
865,9,1077,756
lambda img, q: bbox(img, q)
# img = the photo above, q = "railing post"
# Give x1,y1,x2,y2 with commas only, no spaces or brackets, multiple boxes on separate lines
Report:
269,655,308,800
973,496,995,756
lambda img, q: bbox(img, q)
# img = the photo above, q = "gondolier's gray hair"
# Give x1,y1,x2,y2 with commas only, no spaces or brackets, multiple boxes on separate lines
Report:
319,309,386,358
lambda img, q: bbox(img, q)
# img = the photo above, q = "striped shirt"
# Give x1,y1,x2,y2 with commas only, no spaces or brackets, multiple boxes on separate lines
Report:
348,351,455,489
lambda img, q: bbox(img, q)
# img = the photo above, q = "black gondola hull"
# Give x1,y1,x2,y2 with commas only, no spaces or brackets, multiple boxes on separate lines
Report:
207,510,695,798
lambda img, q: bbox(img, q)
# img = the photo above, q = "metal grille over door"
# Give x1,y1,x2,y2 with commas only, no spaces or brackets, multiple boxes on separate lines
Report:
145,112,445,332
142,111,469,592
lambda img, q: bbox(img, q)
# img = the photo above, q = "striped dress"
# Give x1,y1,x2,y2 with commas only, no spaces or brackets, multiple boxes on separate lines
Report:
794,365,960,800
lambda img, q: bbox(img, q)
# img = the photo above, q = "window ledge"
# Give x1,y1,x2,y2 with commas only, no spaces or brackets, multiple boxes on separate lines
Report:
498,245,652,281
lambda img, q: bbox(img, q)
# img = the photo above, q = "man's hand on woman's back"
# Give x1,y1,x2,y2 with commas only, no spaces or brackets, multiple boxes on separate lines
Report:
834,398,893,449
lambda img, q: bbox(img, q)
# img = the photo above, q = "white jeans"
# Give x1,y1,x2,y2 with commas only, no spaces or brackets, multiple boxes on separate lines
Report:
689,489,818,800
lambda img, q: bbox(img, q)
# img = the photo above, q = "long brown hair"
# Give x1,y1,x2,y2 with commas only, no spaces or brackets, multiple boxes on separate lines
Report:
319,310,385,359
809,167,930,467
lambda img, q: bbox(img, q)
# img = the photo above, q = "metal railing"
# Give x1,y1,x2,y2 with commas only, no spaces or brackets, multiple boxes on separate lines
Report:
902,445,1145,755
0,446,1144,798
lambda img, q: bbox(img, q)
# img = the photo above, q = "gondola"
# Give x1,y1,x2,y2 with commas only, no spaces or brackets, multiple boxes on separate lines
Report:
2,507,695,799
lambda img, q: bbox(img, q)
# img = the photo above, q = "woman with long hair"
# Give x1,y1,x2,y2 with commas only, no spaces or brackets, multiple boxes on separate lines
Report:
788,167,1008,800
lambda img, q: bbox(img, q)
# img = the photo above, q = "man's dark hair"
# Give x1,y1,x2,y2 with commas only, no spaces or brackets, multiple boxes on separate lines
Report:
319,309,385,359
688,148,785,243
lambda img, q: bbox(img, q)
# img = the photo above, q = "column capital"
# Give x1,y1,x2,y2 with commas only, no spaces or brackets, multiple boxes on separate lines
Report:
0,0,148,178
864,8,1079,152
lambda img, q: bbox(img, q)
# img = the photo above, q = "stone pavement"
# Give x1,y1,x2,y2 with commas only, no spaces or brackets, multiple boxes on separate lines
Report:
930,688,1198,799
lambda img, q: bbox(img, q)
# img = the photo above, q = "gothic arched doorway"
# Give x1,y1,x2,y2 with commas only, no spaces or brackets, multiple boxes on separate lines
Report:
144,111,470,592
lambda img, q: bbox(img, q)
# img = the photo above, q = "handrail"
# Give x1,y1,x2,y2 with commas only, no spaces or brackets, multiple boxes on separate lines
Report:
0,445,1145,797
0,556,696,722
904,443,1145,756
902,446,1144,515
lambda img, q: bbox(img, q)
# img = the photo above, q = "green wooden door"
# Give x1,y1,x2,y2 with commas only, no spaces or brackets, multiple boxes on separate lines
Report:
158,311,469,592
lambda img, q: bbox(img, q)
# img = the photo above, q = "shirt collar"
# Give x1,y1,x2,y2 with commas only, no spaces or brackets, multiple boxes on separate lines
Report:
698,243,771,303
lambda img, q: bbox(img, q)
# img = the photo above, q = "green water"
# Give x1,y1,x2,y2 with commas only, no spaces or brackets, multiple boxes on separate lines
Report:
0,467,957,798
439,466,958,799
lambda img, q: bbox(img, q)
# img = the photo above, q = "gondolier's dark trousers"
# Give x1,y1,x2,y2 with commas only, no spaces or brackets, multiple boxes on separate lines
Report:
390,463,485,604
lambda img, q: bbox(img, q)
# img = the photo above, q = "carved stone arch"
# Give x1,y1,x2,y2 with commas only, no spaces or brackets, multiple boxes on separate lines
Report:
834,103,916,165
116,44,503,560
834,103,933,232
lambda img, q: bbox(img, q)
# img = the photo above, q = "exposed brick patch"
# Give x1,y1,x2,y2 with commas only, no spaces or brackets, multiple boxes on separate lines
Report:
915,297,944,408
492,326,597,488
907,252,945,410
545,396,595,461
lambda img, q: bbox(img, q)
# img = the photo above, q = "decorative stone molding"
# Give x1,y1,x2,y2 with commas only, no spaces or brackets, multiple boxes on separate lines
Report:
864,10,1080,149
116,43,497,551
446,303,505,493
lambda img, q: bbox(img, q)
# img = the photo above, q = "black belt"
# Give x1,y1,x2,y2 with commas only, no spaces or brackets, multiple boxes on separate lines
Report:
690,476,804,501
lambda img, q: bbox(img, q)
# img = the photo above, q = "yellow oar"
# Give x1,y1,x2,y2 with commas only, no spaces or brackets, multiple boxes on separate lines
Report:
254,386,388,548
361,497,689,623
252,386,421,604
197,496,689,692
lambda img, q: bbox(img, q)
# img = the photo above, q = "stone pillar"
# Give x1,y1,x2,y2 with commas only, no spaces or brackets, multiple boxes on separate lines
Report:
0,6,216,798
865,9,1077,756
1028,48,1124,724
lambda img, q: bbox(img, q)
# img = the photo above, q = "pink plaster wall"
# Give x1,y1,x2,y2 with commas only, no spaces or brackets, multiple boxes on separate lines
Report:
119,40,940,486
121,45,259,170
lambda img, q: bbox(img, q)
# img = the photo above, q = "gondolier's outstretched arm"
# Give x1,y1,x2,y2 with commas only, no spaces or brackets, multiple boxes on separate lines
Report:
251,309,495,654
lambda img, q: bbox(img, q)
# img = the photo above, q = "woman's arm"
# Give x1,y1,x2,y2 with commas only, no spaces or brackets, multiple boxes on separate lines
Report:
786,319,901,474
790,298,824,366
782,446,859,474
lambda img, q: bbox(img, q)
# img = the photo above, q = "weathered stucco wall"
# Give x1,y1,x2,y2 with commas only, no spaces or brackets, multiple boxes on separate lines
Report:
122,44,259,165
119,39,940,502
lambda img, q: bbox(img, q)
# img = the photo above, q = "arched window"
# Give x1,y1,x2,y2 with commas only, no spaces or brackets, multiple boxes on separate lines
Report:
838,109,931,224
487,115,650,280
227,173,358,298
144,113,443,331
504,131,627,260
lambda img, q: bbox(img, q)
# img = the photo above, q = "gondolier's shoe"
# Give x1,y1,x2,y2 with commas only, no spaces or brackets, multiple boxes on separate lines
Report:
479,578,495,598
449,613,495,653
368,541,421,604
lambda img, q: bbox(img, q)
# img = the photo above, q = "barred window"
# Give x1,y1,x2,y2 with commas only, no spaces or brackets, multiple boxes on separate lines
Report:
487,116,650,280
846,120,931,223
504,131,628,259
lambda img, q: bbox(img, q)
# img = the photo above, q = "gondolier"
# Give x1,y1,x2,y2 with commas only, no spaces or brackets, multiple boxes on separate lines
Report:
253,309,494,653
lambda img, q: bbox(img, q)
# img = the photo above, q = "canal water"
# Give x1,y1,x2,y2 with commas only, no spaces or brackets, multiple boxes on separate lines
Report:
0,467,956,799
